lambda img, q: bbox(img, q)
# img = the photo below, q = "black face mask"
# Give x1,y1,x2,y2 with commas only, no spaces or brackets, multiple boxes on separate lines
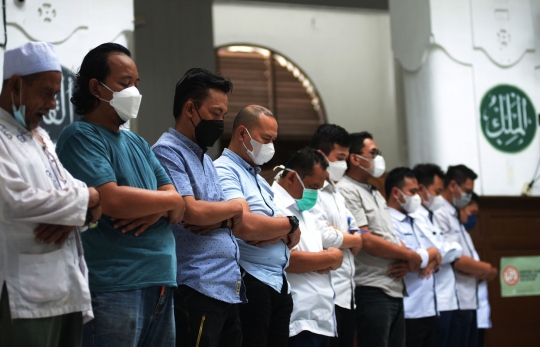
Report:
190,107,224,152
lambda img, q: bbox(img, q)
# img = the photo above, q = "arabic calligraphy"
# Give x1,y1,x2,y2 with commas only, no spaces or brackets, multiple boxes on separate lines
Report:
41,67,79,142
480,85,536,153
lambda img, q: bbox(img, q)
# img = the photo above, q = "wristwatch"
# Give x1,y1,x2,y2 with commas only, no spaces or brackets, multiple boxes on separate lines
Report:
287,216,299,234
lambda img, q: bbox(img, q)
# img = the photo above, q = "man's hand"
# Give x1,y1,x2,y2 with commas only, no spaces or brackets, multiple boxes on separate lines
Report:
34,224,76,245
326,247,344,270
167,204,185,225
420,259,438,279
427,247,442,270
230,208,243,234
112,212,167,236
287,227,301,249
388,261,409,281
406,249,423,272
350,232,363,255
248,235,287,247
478,266,498,282
182,221,222,235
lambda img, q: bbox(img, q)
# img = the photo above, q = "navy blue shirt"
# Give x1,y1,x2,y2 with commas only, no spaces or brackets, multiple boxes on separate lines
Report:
56,120,176,292
152,128,244,304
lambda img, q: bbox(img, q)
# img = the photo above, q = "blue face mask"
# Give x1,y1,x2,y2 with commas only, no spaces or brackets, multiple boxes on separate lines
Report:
463,215,477,231
11,82,27,128
290,170,318,211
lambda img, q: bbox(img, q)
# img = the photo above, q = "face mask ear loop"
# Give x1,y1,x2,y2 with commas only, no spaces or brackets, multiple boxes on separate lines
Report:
241,127,252,152
11,79,23,108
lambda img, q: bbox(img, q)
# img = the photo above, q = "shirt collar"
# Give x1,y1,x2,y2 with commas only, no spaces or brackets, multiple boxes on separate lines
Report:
322,179,336,193
222,148,261,176
168,127,205,157
389,207,409,222
441,196,458,214
342,175,374,192
272,180,298,211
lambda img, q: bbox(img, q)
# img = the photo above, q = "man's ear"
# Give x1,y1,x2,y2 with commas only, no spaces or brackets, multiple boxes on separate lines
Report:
9,75,21,96
236,125,246,143
88,78,101,99
184,100,196,120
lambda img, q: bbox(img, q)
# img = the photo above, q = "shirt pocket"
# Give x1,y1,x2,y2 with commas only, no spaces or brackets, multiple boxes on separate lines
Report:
18,249,69,303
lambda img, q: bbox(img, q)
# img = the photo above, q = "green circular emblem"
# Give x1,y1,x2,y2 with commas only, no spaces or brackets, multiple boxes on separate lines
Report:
480,85,537,153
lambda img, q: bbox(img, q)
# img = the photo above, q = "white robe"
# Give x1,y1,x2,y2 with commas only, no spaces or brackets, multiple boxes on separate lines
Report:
0,108,93,321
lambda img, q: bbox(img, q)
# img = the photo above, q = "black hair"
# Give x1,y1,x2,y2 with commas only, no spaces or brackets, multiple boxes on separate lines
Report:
444,164,478,187
232,105,274,133
173,68,233,119
71,43,131,116
282,147,328,179
310,124,350,155
349,131,373,155
413,163,445,188
385,167,416,198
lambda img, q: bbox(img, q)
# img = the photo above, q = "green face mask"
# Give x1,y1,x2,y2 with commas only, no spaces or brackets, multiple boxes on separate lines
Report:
290,169,319,211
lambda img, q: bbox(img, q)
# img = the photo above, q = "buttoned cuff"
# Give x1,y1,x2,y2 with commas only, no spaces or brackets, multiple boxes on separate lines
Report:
416,248,429,269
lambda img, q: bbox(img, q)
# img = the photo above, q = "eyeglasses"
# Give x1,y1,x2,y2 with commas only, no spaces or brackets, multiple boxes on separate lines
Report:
41,143,67,184
354,149,382,159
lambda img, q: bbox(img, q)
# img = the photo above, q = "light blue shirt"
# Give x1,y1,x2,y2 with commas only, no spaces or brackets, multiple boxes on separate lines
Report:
389,207,436,319
152,129,244,304
214,149,289,293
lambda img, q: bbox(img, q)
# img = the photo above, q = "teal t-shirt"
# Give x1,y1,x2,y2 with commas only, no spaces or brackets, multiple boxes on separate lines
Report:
56,120,176,292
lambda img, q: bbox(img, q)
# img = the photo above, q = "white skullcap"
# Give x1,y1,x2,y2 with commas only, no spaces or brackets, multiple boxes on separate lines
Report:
3,42,61,80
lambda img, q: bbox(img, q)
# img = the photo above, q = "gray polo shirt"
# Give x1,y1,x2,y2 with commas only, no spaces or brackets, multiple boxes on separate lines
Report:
337,175,405,298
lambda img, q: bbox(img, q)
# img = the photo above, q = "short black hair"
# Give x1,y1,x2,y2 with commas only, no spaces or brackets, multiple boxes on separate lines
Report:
349,131,373,155
283,147,328,179
232,105,274,133
173,68,233,119
310,124,350,155
385,167,416,198
444,164,478,187
71,43,131,116
413,163,445,188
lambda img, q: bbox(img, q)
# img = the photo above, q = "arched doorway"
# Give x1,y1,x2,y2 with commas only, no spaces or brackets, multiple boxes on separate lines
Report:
216,45,326,176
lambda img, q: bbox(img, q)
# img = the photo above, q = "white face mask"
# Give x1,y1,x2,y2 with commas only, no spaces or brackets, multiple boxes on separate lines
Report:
100,82,142,121
327,160,348,182
423,187,445,211
453,185,472,208
242,128,275,165
356,154,386,178
398,190,422,214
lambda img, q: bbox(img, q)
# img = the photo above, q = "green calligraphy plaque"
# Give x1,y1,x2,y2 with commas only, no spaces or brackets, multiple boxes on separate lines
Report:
480,85,537,153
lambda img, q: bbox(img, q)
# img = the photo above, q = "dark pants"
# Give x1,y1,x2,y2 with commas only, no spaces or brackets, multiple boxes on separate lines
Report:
330,305,355,347
405,316,436,347
436,310,460,347
288,331,330,347
83,286,175,347
0,284,83,347
355,286,405,347
240,272,293,347
174,285,242,347
455,310,477,347
477,328,486,347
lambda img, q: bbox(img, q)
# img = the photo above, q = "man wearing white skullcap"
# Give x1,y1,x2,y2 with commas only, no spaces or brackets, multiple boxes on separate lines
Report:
0,41,102,347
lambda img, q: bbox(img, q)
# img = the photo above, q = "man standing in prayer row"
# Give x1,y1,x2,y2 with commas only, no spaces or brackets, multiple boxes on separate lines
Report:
0,42,101,347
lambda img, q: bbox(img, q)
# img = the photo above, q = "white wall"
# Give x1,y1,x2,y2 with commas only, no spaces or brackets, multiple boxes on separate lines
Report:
213,2,407,169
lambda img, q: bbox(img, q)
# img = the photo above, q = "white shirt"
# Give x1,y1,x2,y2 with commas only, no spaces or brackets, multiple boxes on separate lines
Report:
272,181,341,338
477,281,492,328
0,109,92,321
389,207,436,319
312,180,357,310
411,205,463,311
434,198,479,310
